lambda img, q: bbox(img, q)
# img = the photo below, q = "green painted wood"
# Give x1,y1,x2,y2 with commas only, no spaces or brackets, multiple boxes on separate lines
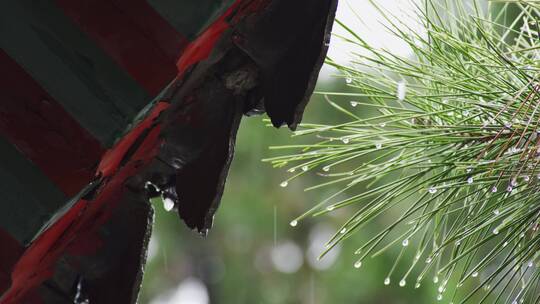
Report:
148,0,235,39
0,0,151,146
0,137,67,245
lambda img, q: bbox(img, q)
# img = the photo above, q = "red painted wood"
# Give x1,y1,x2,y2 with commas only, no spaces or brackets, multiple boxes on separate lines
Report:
55,0,188,96
0,102,170,304
0,50,104,196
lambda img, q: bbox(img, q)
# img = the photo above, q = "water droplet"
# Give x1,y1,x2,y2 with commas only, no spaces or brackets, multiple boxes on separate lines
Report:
504,122,512,129
402,239,409,247
429,187,438,194
507,185,513,192
342,138,350,144
503,241,508,247
350,101,358,107
463,110,470,116
354,260,362,268
415,282,421,289
375,143,382,149
523,175,530,182
472,272,478,278
345,77,352,84
326,205,335,211
426,257,433,264
433,276,439,284
493,209,500,215
379,122,386,127
511,179,518,187
384,278,391,285
322,166,330,172
340,228,347,234
280,181,289,188
438,285,444,293
467,177,474,184
288,168,296,173
528,261,533,267
163,197,175,212
493,228,499,235
466,167,473,173
399,279,406,287
302,166,309,172
290,220,298,227
492,186,498,193
520,232,525,238
437,294,443,301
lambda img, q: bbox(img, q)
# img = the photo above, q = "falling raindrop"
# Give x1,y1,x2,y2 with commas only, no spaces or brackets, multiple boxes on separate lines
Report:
354,260,362,268
290,220,298,227
429,187,438,194
402,239,409,247
350,101,358,107
397,81,407,101
280,181,289,188
399,279,406,287
384,278,391,285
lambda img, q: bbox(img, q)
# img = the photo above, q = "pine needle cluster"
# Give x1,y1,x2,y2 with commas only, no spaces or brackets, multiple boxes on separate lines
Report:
266,1,540,302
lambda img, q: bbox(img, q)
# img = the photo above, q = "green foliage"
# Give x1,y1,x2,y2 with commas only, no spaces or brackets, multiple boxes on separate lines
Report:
266,1,540,303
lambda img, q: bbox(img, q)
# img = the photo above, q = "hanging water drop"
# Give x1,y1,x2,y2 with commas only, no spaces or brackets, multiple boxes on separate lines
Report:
288,168,296,173
341,228,347,234
415,282,421,289
504,121,512,129
511,179,518,187
353,260,362,268
322,166,330,172
524,175,530,182
399,279,406,287
528,261,534,267
438,285,444,293
375,143,382,149
492,186,498,193
426,257,433,264
384,278,391,285
433,276,439,284
289,220,298,227
429,187,438,194
437,294,443,301
467,177,474,184
379,122,386,127
163,197,175,212
326,205,335,211
493,228,499,235
493,209,500,215
402,239,409,247
280,181,289,188
350,101,358,107
302,165,309,172
345,77,352,84
472,272,478,278
507,185,513,192
342,138,350,144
